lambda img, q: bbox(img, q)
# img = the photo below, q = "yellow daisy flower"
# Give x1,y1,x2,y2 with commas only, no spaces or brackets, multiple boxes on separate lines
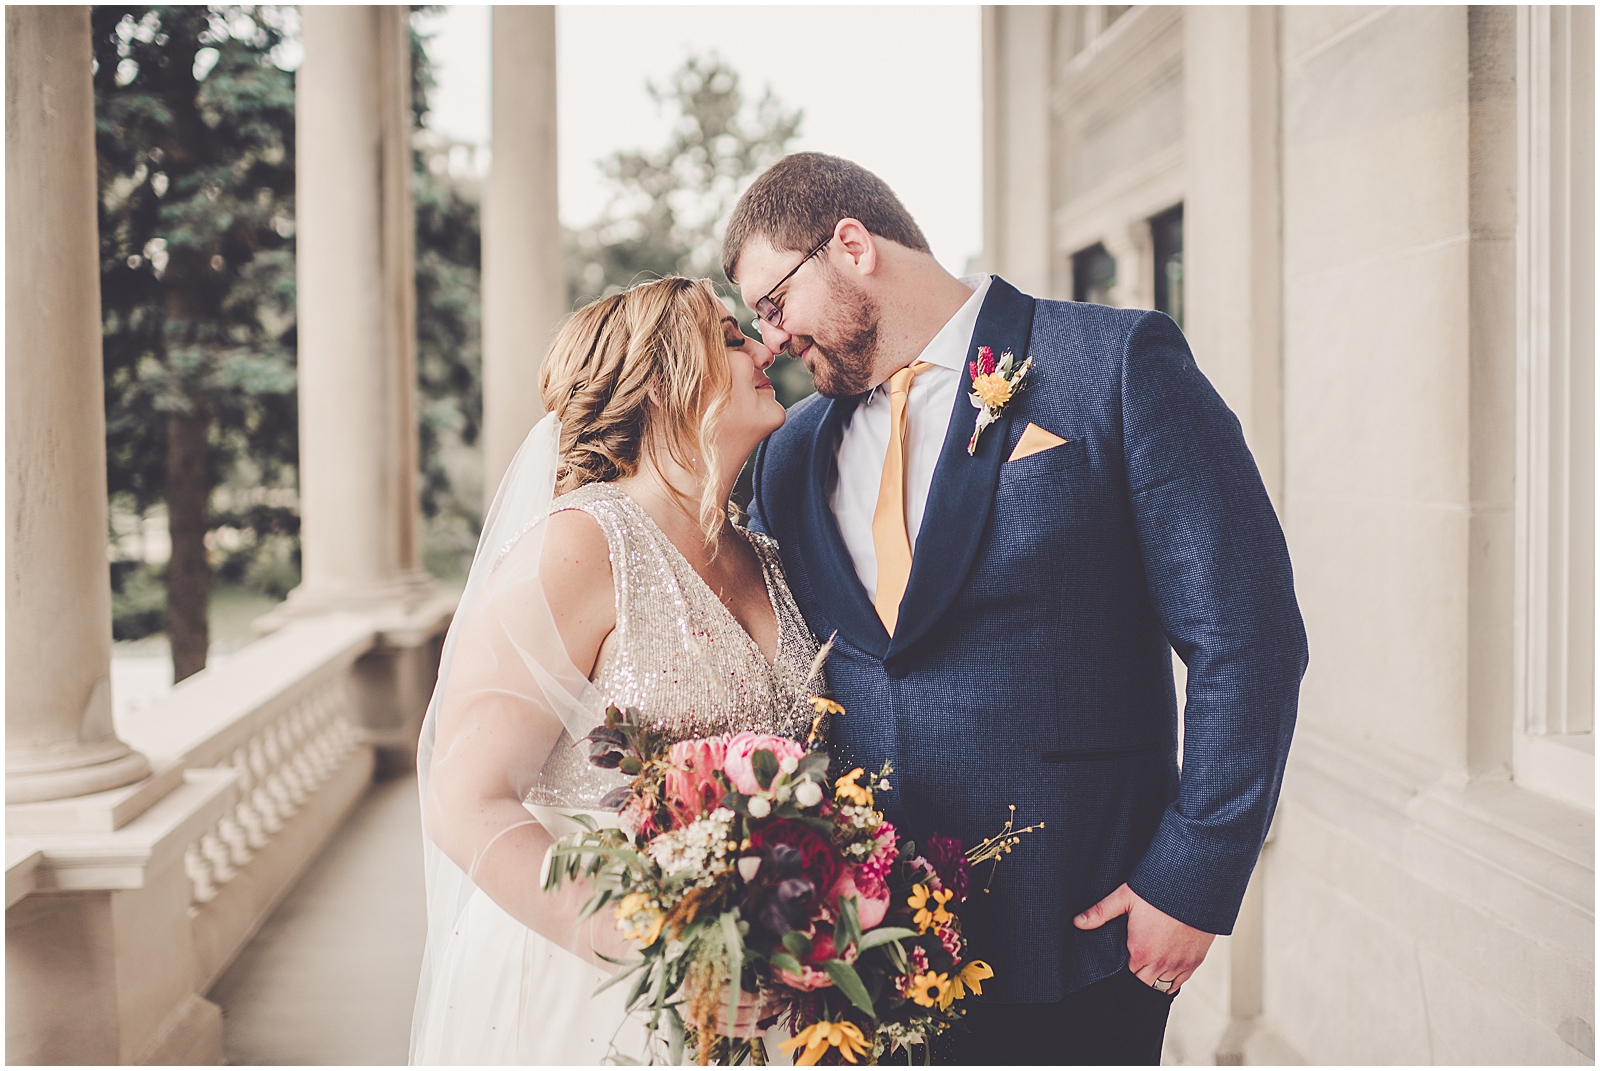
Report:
613,891,664,947
909,970,952,1009
907,883,954,932
781,1021,870,1066
949,960,995,1004
835,767,873,807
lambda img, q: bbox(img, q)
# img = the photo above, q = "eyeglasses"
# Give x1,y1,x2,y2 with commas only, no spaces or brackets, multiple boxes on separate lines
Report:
752,234,832,329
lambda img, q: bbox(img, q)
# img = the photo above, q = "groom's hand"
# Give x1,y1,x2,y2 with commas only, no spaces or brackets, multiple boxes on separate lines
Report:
1073,883,1216,994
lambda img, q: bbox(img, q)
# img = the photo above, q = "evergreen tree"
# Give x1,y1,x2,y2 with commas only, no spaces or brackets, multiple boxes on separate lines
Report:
93,5,298,681
565,55,812,406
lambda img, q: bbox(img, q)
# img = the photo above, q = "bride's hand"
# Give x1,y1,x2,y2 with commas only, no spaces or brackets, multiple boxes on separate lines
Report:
581,910,640,972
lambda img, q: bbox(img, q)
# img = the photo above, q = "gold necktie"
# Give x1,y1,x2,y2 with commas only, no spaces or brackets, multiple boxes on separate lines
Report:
872,361,933,635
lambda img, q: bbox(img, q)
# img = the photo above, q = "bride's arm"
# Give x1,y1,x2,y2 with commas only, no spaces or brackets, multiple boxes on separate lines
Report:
424,510,634,970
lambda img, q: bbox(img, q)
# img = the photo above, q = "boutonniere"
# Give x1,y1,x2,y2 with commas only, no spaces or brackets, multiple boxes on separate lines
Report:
967,346,1034,455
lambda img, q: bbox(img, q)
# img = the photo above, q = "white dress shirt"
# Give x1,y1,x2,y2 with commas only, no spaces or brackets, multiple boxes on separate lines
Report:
830,274,992,598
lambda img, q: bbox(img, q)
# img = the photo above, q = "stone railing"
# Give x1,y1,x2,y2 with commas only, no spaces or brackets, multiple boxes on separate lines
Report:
6,599,453,1064
162,638,368,917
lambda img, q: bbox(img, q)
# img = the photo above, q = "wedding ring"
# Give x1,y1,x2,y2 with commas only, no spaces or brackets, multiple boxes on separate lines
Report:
1153,977,1175,992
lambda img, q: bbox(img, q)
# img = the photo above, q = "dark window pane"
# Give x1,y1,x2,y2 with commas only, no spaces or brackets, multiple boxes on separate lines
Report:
1073,243,1117,306
1151,204,1183,329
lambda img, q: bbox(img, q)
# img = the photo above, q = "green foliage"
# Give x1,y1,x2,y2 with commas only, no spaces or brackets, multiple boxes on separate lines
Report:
94,5,301,648
94,6,300,494
565,54,813,409
110,561,168,641
96,5,488,639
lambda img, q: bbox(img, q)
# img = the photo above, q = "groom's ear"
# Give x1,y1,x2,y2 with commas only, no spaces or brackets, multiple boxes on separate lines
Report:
834,218,879,279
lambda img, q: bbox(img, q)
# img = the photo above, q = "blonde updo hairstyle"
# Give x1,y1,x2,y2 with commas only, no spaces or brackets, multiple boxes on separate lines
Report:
539,277,734,546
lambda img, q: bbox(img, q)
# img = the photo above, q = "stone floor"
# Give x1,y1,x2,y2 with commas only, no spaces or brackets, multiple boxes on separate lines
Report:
209,771,427,1065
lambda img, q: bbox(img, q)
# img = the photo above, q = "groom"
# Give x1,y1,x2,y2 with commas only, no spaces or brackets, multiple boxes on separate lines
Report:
729,154,1307,1065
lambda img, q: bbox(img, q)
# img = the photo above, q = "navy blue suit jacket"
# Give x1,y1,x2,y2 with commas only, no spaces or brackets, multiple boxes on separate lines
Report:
747,278,1308,1002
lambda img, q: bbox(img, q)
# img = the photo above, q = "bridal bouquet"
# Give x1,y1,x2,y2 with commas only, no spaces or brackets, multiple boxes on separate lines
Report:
541,702,1035,1065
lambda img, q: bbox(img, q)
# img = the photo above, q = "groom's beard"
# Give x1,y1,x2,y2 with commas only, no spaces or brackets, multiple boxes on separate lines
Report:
793,275,881,398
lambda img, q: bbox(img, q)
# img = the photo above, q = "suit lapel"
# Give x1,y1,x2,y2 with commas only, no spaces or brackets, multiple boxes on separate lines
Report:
798,394,891,659
886,276,1037,664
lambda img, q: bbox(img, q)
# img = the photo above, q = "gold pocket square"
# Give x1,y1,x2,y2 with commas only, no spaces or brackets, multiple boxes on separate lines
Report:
1008,423,1068,462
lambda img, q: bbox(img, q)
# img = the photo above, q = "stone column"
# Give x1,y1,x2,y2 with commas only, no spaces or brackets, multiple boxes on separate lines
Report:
482,5,564,492
1184,5,1284,504
5,6,152,805
980,5,1055,296
1175,8,1282,1062
284,5,432,615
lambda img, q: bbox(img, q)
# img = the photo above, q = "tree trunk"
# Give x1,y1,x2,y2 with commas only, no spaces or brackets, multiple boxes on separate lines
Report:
165,397,210,682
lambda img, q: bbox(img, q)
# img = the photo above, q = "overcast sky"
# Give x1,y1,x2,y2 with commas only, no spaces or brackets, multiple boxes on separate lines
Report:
417,6,983,275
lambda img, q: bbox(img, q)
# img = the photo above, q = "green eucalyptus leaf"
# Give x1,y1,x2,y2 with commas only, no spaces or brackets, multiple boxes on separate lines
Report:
665,1005,685,1065
796,751,831,779
822,959,876,1018
834,894,862,952
769,951,803,975
781,930,813,959
719,911,744,1033
752,748,778,790
857,927,919,951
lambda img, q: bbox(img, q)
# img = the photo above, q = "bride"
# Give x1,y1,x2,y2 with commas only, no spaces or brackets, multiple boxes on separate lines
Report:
410,277,822,1064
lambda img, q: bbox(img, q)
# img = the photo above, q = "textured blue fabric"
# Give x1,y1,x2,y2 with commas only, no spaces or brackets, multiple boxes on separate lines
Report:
748,278,1308,1003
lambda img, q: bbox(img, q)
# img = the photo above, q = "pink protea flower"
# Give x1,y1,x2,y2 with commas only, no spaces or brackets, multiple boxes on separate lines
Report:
664,736,728,828
722,731,805,796
774,931,860,992
775,963,835,992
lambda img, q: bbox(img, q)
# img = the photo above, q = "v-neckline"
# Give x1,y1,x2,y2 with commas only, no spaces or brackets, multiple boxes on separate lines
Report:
613,488,783,671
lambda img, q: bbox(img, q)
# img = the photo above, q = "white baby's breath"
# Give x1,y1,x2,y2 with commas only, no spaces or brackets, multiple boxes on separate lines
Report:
645,808,735,886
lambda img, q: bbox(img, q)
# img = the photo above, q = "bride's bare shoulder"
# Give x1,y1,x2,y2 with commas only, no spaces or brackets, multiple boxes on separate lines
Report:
539,507,612,595
537,509,611,627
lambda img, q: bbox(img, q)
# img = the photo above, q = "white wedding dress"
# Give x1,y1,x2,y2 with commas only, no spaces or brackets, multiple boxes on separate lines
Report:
411,447,820,1065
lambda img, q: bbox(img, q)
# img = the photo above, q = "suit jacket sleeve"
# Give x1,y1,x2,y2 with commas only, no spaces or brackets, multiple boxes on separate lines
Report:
1119,311,1309,936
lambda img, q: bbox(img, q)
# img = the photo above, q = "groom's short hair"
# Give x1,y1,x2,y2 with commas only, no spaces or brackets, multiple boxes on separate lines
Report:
722,153,931,282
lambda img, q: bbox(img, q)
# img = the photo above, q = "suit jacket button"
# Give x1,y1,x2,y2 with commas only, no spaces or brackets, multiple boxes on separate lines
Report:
884,661,910,680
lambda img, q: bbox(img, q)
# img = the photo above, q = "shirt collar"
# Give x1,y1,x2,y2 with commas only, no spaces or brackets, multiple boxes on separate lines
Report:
911,273,992,374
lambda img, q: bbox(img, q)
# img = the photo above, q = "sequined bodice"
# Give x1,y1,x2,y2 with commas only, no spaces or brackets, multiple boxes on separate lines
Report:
527,484,823,807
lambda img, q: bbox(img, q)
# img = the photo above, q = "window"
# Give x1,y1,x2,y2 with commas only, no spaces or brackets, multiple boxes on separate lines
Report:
1150,205,1183,328
1072,243,1116,306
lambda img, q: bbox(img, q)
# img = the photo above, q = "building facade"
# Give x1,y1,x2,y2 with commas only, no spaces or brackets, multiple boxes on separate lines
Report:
983,5,1594,1063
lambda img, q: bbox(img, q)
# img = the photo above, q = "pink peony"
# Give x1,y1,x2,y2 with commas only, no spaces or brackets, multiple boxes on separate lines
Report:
664,736,728,828
827,866,891,930
721,731,805,796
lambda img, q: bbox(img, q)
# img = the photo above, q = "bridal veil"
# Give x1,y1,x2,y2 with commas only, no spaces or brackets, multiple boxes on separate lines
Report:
410,414,614,1061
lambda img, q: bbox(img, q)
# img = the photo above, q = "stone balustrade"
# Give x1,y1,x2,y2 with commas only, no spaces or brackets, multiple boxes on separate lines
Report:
6,602,452,1063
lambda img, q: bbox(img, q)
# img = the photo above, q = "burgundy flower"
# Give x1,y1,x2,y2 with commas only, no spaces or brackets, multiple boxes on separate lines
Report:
740,819,843,948
925,834,970,904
